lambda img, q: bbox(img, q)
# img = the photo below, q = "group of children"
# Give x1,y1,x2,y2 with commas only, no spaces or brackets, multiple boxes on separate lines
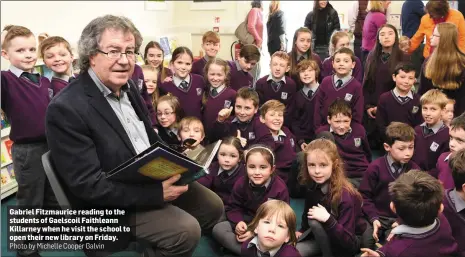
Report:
1,18,465,257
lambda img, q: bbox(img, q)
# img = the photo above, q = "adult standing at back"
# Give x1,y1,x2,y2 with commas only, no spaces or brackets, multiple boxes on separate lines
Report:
401,0,425,76
45,15,223,256
348,0,369,60
267,0,286,56
409,0,465,58
361,0,391,66
304,0,340,60
247,0,264,85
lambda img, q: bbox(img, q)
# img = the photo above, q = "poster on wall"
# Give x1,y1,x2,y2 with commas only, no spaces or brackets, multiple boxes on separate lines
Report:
190,0,225,10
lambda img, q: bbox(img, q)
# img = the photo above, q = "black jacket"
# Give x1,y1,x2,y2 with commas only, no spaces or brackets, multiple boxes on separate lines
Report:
267,10,286,44
304,4,340,47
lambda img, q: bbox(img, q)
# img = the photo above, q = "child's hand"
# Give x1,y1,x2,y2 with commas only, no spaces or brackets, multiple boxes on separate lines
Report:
218,106,233,122
300,143,308,151
367,107,377,119
361,248,380,257
372,220,382,242
235,221,247,235
163,76,173,83
295,231,303,239
236,130,247,148
236,231,254,242
308,204,330,222
386,221,399,241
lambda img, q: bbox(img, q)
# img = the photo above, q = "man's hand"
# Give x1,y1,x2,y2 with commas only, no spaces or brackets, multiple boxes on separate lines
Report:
162,174,188,202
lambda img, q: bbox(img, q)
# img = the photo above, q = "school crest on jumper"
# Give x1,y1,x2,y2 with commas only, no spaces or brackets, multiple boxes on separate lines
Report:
196,88,202,96
354,138,361,147
249,132,255,140
137,79,143,90
224,100,231,108
290,138,295,147
412,106,419,114
48,88,54,100
430,141,439,152
344,93,353,102
281,92,288,100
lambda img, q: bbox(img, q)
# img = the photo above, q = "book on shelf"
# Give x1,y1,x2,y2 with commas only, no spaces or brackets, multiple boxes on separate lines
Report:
107,140,221,186
1,168,11,185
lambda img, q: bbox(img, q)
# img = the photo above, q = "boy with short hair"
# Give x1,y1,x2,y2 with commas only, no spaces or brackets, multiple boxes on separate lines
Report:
178,116,206,160
437,113,465,189
362,170,459,257
192,31,220,76
256,100,297,183
315,99,372,188
359,122,420,249
376,62,423,138
412,89,450,174
229,44,261,91
443,98,455,128
314,47,363,129
1,25,57,257
443,149,465,256
212,87,269,148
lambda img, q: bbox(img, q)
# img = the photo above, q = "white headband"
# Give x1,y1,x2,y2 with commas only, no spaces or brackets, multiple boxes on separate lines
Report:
245,146,275,166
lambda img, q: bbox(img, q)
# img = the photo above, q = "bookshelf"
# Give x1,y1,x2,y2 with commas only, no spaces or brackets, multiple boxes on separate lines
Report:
1,126,17,200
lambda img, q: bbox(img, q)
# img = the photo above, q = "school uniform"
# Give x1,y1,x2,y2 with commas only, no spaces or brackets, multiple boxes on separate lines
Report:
437,152,455,189
376,88,423,137
50,72,75,96
296,183,367,257
376,214,459,257
197,161,245,206
228,61,253,91
158,73,205,120
210,115,268,148
255,75,297,107
291,84,320,147
321,56,364,84
132,64,157,126
315,123,372,186
313,75,364,129
412,122,450,175
359,155,420,223
242,237,301,257
288,52,323,89
1,66,58,255
191,56,209,77
254,126,297,183
443,188,465,256
202,85,236,137
212,176,289,254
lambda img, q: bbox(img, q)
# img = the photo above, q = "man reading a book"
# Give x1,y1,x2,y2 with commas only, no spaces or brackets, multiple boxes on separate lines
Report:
45,15,224,257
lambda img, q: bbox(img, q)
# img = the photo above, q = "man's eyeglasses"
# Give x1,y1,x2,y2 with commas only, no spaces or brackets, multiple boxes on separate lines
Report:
156,111,175,117
97,49,138,59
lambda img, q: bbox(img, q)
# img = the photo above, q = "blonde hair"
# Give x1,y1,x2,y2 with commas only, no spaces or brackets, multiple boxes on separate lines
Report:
298,139,361,216
260,100,285,118
297,59,320,77
202,58,231,105
268,1,281,21
271,51,290,66
178,116,205,137
141,65,159,107
247,200,298,246
329,31,350,57
39,36,73,59
368,0,385,12
156,94,183,128
419,89,449,109
2,25,34,50
425,22,465,90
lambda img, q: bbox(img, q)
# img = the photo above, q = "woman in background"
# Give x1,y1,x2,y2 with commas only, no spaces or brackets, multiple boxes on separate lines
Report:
247,0,264,85
267,1,286,56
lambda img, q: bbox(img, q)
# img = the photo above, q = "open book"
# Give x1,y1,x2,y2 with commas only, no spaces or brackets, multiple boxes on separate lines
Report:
107,140,222,185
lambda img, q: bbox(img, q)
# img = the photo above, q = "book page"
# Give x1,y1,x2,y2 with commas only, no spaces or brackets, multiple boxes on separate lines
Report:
138,156,188,180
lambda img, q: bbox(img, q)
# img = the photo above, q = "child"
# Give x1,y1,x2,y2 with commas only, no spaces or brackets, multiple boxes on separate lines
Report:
177,116,205,160
198,136,245,207
155,94,183,149
412,89,450,175
132,63,158,126
241,200,301,257
1,25,57,257
256,100,297,184
40,36,74,95
212,145,289,254
291,59,320,149
314,47,363,129
192,31,220,76
359,122,420,249
443,149,465,256
361,170,459,257
376,62,422,138
315,99,372,188
288,27,323,88
321,31,363,83
141,65,159,109
143,41,172,83
229,44,260,91
158,46,205,120
211,87,266,148
437,113,465,189
443,99,455,128
255,51,296,109
296,138,367,257
201,58,236,138
399,35,410,54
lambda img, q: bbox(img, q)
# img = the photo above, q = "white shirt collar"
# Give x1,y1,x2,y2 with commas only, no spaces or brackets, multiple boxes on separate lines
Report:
266,74,286,84
391,219,437,235
393,87,413,100
9,65,38,78
247,236,281,257
420,121,444,134
272,129,287,141
211,85,225,94
173,75,191,88
451,189,465,213
445,152,452,162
